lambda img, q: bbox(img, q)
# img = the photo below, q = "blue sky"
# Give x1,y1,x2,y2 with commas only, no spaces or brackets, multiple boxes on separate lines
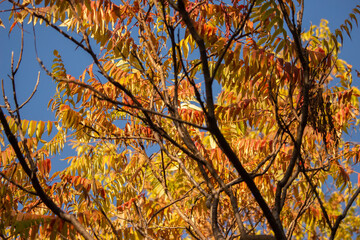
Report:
0,0,360,172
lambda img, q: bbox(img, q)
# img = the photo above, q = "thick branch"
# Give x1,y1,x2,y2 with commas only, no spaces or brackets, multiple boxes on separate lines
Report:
210,194,224,240
175,1,285,238
274,0,311,226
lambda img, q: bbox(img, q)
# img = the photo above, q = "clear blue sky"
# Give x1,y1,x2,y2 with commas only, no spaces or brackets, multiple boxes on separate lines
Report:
0,0,360,171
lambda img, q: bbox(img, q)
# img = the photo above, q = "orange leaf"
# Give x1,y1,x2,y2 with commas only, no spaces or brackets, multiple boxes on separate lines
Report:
8,22,17,35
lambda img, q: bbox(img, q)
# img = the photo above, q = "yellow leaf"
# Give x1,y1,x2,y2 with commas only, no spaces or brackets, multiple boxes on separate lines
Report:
47,121,53,136
28,120,37,137
182,38,189,58
21,120,29,137
36,121,45,138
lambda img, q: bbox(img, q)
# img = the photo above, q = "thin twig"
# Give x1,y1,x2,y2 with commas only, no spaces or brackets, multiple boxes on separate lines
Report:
0,171,37,195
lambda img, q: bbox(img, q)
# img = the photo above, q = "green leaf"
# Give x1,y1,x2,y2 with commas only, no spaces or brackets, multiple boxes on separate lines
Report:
275,39,285,54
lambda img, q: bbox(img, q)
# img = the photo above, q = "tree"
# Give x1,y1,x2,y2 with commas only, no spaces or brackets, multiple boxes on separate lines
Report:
1,0,360,239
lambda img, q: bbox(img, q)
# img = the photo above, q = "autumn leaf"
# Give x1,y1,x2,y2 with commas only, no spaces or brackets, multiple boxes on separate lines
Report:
1,0,360,239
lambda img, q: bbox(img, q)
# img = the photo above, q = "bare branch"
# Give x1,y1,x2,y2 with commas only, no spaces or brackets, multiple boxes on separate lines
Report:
9,71,40,113
330,187,360,240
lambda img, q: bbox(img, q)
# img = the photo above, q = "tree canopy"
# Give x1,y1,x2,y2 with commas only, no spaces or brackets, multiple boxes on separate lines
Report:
1,0,360,239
